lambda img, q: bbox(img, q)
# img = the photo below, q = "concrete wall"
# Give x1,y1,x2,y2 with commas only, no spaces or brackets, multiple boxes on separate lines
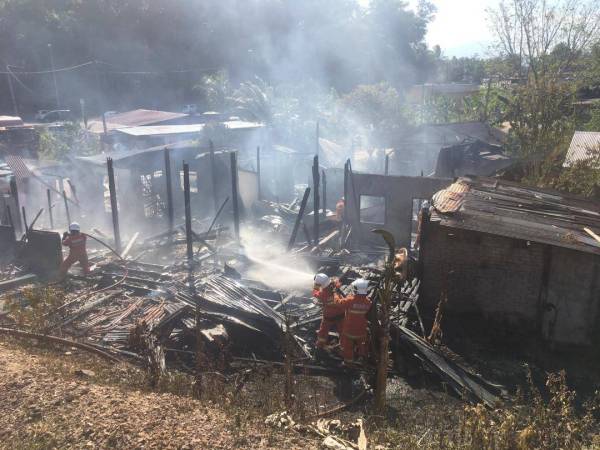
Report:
420,221,600,345
345,173,450,247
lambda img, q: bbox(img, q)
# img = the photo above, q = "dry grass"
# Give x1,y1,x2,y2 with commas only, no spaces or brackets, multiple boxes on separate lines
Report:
370,370,600,449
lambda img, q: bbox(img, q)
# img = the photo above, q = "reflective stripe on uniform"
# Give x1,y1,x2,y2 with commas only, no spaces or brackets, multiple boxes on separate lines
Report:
348,310,367,315
344,333,366,339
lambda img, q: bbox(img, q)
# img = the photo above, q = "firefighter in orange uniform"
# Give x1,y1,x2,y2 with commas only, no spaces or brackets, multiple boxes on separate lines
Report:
59,222,90,277
313,273,345,351
335,278,372,364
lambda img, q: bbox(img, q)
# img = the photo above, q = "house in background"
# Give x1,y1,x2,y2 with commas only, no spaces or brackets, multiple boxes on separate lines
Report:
434,139,514,178
387,121,508,176
563,131,600,168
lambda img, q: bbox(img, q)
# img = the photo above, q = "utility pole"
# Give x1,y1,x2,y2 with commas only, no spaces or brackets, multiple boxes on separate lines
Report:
48,43,60,109
6,66,18,116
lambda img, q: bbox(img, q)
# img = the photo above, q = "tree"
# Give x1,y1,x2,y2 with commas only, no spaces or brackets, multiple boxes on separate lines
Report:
500,81,576,180
487,0,600,83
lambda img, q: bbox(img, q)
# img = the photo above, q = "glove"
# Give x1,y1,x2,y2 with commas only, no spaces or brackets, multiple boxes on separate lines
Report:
311,298,320,306
62,231,69,240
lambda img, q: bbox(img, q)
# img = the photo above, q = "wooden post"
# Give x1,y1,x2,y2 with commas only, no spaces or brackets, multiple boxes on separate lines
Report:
183,161,194,263
209,141,219,214
316,121,320,161
312,155,320,245
230,151,240,242
9,177,21,234
102,112,108,135
164,148,174,238
287,187,311,251
21,206,28,233
47,189,54,229
62,190,71,226
106,157,121,254
256,146,261,200
322,169,327,218
385,153,390,176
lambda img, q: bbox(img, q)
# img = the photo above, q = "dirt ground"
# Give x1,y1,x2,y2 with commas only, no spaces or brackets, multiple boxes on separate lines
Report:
0,338,319,450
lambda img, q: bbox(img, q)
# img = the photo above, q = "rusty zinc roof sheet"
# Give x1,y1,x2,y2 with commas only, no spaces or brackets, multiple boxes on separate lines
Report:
430,176,600,255
431,180,470,213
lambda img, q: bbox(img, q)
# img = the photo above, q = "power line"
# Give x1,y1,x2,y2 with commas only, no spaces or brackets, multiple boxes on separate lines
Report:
0,61,95,75
0,60,217,75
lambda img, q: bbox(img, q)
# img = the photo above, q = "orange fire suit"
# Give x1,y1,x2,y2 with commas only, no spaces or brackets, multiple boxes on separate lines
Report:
335,199,345,222
335,293,372,362
314,285,345,348
60,233,90,276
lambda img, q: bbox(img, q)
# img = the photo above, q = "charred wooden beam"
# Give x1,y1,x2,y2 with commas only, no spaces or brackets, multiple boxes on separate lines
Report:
164,148,174,239
182,161,194,263
230,151,240,241
322,169,327,218
106,157,121,253
312,155,320,245
209,140,219,214
47,189,54,229
385,153,390,176
287,187,311,251
9,176,21,234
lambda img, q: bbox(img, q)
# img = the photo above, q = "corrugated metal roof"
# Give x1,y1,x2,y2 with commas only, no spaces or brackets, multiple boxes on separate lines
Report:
563,131,600,167
4,154,33,180
87,109,188,133
115,120,263,137
431,180,470,213
431,176,600,255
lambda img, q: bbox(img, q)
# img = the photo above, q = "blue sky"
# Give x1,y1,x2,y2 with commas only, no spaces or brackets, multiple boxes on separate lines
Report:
360,0,497,57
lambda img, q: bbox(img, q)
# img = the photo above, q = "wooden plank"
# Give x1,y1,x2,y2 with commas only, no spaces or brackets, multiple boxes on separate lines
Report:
0,273,37,292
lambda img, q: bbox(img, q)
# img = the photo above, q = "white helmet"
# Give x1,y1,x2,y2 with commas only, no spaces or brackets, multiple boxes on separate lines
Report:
314,273,331,288
69,222,81,232
352,279,369,295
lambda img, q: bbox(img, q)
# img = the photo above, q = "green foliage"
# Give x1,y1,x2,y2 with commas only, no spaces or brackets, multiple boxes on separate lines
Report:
194,70,231,112
551,149,600,198
339,82,409,145
230,77,274,124
500,80,576,181
38,123,101,161
0,0,438,111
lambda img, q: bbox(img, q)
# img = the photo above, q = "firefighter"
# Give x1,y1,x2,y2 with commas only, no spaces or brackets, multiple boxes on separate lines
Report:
335,197,345,222
313,273,345,351
59,222,90,277
336,278,372,364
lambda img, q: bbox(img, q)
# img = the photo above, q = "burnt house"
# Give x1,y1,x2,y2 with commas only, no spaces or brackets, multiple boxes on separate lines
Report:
420,176,600,346
434,140,513,178
75,142,258,233
344,172,451,248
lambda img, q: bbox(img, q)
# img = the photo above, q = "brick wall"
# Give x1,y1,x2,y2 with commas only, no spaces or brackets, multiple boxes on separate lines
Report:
421,223,545,323
421,221,600,345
